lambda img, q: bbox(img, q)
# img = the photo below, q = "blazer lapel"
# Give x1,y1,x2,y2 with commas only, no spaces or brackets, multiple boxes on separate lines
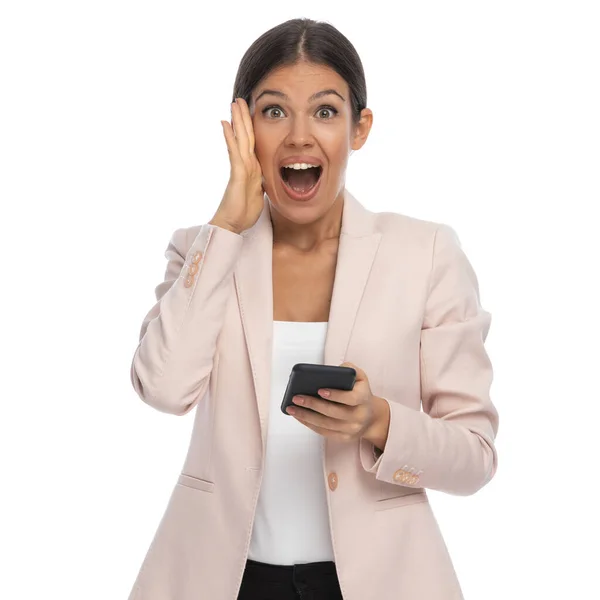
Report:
234,189,382,455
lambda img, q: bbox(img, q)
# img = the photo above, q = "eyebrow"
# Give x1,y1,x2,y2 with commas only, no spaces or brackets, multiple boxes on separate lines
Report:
254,88,346,104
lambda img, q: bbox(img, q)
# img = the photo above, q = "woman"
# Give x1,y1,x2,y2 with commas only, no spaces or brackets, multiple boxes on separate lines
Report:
128,18,499,600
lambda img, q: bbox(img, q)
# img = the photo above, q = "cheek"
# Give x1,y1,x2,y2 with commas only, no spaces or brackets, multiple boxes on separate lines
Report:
252,131,274,165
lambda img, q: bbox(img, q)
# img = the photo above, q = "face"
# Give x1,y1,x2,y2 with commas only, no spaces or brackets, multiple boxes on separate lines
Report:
248,61,372,224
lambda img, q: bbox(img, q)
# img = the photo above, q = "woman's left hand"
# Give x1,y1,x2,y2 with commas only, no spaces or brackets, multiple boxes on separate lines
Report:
286,361,381,442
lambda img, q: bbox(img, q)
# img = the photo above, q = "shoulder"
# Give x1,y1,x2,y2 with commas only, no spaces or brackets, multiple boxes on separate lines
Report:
372,210,456,254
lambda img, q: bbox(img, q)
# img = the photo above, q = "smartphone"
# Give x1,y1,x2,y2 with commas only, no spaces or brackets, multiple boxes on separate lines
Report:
280,363,356,415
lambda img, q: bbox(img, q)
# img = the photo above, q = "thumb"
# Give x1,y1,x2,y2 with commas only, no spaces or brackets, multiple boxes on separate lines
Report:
340,361,363,380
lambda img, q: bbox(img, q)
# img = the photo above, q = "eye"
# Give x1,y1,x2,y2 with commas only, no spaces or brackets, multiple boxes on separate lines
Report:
261,105,339,120
262,105,284,119
316,106,338,119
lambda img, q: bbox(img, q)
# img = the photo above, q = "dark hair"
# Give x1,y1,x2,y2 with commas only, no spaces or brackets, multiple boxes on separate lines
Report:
232,18,367,128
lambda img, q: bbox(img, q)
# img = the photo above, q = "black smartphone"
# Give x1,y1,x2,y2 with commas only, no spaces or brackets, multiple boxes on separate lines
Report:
280,363,356,415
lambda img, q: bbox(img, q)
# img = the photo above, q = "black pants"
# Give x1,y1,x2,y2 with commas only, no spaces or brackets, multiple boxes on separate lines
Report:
237,558,344,600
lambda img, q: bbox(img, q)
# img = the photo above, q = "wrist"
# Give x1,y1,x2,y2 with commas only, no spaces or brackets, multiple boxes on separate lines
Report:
363,396,390,452
208,217,242,235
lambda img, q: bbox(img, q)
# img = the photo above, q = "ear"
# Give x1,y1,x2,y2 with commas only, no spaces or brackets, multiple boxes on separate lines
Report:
351,108,373,152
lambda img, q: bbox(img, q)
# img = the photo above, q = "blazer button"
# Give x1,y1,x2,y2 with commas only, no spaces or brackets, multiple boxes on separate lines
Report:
393,469,411,484
188,263,199,276
184,276,194,288
328,472,338,491
191,251,203,264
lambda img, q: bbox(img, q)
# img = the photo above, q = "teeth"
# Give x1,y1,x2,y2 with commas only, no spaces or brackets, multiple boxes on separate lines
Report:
282,163,320,170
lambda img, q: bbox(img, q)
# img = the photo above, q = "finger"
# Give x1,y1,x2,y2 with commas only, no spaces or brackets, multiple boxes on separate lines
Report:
221,120,242,170
292,412,340,435
317,387,360,407
294,394,350,418
288,405,346,430
231,99,249,157
235,97,256,155
293,416,352,443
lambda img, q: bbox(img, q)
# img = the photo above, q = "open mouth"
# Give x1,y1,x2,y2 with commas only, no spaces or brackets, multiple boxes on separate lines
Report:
279,165,323,194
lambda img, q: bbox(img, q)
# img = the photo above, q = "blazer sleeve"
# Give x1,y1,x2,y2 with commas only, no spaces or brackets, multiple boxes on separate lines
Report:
359,224,499,496
130,223,244,415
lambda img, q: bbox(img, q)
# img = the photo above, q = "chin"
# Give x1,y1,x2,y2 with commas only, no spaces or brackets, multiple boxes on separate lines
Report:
267,189,321,215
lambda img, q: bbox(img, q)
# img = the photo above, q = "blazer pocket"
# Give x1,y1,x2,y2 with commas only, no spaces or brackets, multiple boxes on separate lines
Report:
177,473,215,493
375,490,428,511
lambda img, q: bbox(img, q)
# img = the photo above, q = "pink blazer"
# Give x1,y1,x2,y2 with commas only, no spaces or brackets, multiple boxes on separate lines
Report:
128,189,499,600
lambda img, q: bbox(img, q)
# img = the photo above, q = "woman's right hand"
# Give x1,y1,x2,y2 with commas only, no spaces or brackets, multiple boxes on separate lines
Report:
210,97,265,234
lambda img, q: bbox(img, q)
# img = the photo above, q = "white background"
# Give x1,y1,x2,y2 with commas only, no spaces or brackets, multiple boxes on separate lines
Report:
1,1,599,598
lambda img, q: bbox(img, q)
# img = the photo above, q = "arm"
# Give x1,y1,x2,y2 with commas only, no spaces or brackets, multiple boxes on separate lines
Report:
130,223,244,415
359,224,499,496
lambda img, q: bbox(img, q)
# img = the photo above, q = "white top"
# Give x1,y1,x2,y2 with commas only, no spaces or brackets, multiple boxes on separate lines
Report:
247,320,335,565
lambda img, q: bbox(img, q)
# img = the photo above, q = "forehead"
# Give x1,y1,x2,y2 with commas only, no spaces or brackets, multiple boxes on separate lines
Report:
251,62,348,104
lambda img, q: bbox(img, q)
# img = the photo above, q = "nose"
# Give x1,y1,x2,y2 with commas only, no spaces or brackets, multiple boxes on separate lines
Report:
284,116,314,147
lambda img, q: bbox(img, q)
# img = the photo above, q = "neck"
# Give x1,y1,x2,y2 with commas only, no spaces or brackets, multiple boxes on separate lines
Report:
269,192,344,252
